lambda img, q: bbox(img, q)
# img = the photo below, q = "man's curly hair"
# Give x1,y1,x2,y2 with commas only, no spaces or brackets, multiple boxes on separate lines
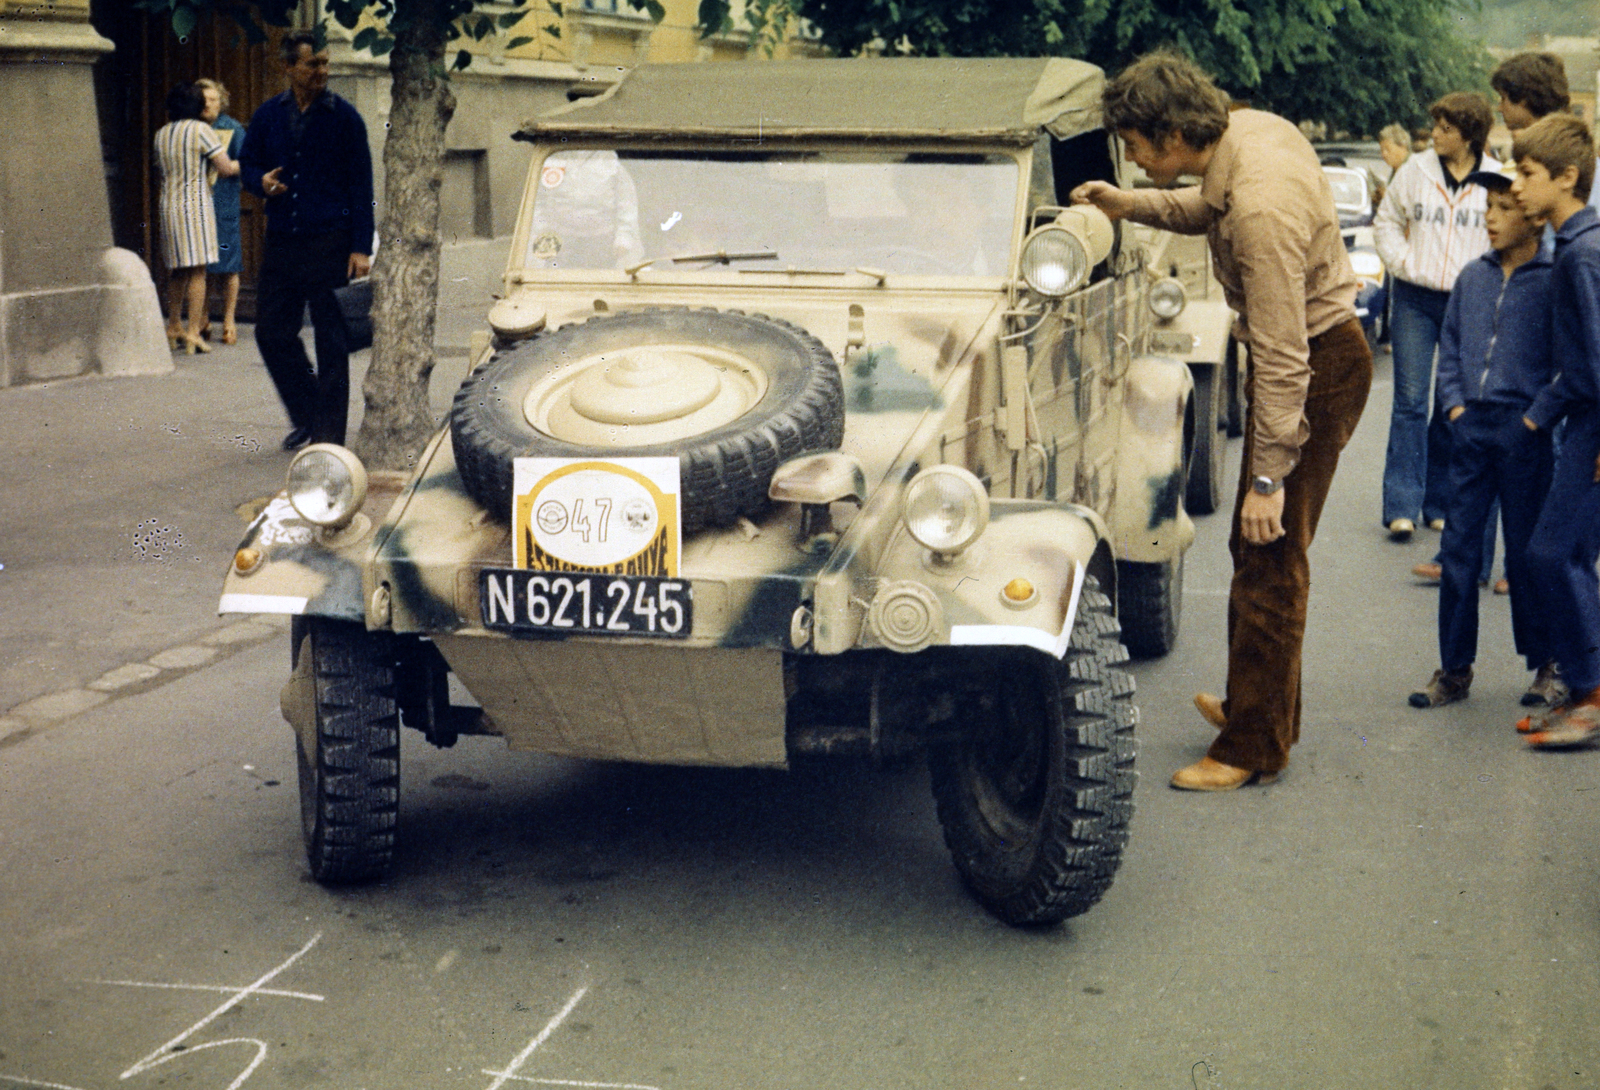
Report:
1101,49,1231,150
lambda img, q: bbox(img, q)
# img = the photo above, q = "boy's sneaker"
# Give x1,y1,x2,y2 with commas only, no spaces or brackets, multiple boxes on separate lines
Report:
1522,661,1568,708
1526,704,1600,749
1409,668,1472,708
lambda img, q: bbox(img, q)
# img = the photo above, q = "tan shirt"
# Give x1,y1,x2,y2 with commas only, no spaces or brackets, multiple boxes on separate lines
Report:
1124,109,1359,481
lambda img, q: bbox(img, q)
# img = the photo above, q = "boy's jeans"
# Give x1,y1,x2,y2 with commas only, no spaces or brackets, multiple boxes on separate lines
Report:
1438,405,1553,674
1383,279,1453,526
1527,408,1600,696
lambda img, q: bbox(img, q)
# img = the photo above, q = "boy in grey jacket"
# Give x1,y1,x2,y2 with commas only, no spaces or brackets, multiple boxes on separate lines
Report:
1410,166,1557,709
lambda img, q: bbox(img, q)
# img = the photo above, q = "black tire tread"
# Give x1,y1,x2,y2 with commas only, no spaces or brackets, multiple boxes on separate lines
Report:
928,578,1138,926
1116,557,1183,659
1185,365,1223,516
299,619,400,884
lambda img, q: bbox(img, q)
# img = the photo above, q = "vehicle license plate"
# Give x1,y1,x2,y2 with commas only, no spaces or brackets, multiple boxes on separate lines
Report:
480,569,692,638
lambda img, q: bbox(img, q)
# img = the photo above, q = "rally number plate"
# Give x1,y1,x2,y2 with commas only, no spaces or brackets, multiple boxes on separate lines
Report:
480,569,692,639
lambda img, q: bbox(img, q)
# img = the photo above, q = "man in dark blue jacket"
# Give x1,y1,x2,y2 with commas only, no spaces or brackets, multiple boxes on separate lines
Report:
240,30,374,449
1409,166,1556,709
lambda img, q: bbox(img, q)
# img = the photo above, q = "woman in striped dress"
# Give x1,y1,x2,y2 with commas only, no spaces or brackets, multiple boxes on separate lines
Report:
154,82,238,353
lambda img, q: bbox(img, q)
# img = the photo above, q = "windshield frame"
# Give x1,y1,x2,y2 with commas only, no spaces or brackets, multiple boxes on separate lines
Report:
505,141,1034,291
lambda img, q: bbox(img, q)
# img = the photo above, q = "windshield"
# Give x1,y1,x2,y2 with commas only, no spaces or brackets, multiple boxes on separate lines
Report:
524,149,1020,277
1323,168,1370,212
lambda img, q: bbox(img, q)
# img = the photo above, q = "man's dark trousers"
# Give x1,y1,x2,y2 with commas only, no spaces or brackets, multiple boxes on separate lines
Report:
1437,404,1553,674
1526,407,1600,696
1209,319,1373,774
256,229,351,445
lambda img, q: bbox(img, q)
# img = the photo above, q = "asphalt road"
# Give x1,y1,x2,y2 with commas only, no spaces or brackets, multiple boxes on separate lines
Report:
3,341,1599,1090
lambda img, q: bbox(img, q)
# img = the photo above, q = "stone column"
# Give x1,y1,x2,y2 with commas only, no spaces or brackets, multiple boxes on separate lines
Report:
0,2,165,385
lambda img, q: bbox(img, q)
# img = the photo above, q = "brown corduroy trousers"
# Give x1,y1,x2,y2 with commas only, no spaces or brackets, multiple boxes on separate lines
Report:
1208,318,1373,773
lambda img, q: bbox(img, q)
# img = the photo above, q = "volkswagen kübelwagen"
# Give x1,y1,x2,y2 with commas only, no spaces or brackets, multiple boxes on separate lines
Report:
222,58,1233,926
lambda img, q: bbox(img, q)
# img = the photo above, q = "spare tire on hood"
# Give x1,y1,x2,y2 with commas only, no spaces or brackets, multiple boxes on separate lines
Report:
450,307,845,534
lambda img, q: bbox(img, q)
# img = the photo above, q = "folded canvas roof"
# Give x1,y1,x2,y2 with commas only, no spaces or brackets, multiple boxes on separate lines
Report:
517,57,1105,147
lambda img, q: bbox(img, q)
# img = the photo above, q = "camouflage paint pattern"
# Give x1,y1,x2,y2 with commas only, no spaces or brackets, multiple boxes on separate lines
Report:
220,121,1231,769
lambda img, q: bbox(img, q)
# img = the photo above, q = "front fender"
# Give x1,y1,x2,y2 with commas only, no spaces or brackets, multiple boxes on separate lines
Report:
1110,355,1197,564
862,499,1105,658
217,475,406,622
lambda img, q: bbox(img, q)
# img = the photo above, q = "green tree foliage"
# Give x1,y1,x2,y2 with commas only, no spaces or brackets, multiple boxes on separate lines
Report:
722,0,1493,135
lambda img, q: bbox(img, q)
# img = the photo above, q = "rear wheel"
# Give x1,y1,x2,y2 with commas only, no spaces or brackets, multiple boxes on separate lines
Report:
1185,364,1224,515
928,580,1137,926
1224,336,1245,438
290,618,400,883
1116,555,1184,659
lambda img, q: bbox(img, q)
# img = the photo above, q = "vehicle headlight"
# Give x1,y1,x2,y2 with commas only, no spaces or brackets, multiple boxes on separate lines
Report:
287,444,368,529
1019,206,1115,298
1020,227,1089,297
1149,277,1187,320
903,465,990,556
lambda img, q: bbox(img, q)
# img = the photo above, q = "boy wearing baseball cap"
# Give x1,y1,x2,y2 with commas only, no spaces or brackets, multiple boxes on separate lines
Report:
1409,163,1557,709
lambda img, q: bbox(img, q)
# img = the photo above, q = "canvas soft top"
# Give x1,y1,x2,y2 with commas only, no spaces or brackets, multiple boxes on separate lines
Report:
517,57,1105,147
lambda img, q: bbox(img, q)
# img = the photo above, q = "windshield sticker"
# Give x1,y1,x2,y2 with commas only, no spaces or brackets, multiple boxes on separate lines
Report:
541,165,565,188
530,233,562,258
512,457,681,576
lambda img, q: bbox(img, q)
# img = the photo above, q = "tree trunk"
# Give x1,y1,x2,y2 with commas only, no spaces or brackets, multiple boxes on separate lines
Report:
353,0,455,470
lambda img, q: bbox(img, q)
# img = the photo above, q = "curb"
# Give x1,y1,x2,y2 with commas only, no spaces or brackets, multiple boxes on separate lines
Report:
0,615,291,749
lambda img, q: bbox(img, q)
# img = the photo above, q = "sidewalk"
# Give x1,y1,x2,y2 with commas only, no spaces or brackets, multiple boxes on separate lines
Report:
0,238,510,728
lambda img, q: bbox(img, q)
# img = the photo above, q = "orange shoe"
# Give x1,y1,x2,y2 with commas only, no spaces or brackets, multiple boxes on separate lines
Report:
1526,704,1600,749
1170,757,1277,791
1193,692,1226,730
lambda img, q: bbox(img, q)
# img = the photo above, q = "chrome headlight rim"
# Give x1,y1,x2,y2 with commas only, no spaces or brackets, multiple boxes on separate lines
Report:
287,443,369,529
1148,276,1188,320
1019,225,1089,298
902,465,991,556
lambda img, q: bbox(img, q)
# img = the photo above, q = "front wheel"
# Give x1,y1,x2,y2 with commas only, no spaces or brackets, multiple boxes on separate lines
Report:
928,580,1138,926
289,618,400,883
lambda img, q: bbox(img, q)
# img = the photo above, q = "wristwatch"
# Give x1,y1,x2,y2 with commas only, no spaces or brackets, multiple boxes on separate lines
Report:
1252,475,1282,495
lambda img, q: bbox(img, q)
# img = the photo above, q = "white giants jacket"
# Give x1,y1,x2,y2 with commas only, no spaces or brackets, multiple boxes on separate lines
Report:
1374,149,1500,292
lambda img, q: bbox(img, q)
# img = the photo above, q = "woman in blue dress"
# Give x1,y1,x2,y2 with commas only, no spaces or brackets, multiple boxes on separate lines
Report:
198,79,246,344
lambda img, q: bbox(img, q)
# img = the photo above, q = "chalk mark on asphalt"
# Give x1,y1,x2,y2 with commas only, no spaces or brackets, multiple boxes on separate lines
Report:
113,931,324,1090
0,1075,95,1090
480,985,660,1090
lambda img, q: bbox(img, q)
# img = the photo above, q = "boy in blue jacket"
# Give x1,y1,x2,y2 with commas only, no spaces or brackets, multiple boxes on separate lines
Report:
1410,166,1557,709
1511,115,1600,747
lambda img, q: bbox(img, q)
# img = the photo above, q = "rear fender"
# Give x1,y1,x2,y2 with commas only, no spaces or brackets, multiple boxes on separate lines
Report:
1110,354,1196,564
861,500,1106,658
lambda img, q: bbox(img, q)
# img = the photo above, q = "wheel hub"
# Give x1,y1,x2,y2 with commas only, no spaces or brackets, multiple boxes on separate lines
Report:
569,348,722,424
524,343,768,446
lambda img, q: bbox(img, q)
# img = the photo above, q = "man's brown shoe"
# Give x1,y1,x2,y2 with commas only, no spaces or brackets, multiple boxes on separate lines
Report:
1194,692,1226,730
1412,561,1442,582
1408,667,1472,708
1170,757,1278,791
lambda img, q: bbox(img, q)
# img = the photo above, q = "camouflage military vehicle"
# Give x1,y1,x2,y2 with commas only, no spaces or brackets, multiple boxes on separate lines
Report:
222,58,1232,927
